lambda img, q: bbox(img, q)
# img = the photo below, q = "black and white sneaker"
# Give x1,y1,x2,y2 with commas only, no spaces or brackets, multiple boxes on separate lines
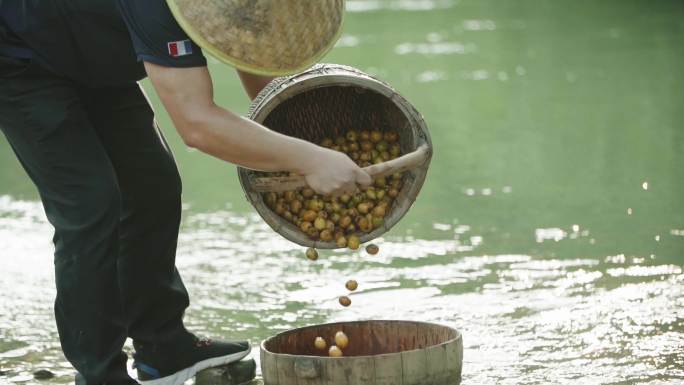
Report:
74,372,139,385
132,333,250,385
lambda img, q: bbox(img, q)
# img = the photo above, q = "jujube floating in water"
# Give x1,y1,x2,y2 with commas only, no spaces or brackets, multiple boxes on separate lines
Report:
345,280,358,291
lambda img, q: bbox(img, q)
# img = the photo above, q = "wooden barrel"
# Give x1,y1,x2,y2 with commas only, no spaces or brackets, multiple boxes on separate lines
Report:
238,64,432,249
260,320,463,385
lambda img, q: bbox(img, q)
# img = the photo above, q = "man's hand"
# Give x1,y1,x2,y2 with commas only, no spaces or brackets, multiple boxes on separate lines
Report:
144,62,371,195
303,147,372,195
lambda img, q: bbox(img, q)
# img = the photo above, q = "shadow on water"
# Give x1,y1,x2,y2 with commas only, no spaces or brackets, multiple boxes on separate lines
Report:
1,0,683,383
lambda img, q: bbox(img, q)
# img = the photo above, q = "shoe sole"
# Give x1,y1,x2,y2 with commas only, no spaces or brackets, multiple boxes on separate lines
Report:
139,348,251,385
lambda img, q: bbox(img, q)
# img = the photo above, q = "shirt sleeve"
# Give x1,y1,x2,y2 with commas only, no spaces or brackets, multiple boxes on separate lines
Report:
116,0,206,68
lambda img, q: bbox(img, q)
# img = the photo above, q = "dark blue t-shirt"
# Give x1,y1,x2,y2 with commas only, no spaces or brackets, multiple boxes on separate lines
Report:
0,0,206,87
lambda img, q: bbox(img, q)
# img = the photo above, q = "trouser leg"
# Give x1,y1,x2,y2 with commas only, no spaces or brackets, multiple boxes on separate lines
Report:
79,84,190,345
0,58,130,384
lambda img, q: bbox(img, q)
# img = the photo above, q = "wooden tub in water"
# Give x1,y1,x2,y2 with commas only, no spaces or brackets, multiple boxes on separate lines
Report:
260,320,463,385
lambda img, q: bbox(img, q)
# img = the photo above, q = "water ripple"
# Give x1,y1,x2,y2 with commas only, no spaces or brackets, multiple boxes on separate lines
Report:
0,197,682,383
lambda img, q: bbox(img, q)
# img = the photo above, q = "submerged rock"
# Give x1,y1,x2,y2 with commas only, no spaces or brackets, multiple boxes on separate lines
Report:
33,369,55,380
195,359,256,385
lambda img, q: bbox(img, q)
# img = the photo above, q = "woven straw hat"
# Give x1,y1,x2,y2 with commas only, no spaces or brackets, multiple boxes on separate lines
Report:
166,0,345,76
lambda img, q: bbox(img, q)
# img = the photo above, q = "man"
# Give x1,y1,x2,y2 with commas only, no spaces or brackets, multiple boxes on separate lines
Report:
0,0,369,384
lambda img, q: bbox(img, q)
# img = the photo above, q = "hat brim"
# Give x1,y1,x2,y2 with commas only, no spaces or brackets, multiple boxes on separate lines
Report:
166,0,346,76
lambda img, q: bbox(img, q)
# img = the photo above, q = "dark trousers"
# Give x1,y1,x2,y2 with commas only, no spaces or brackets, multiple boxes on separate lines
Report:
0,57,190,384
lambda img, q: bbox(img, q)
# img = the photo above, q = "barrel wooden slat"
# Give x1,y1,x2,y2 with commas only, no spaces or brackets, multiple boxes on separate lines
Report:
445,335,463,383
328,356,374,384
426,343,449,383
405,322,420,352
294,356,323,385
373,353,403,385
401,348,428,385
369,322,385,356
456,341,464,383
354,357,376,384
261,320,462,385
261,349,280,385
275,355,297,385
295,375,320,385
383,321,399,353
327,358,347,384
416,322,429,349
317,358,334,385
396,321,411,352
438,324,452,345
425,324,439,346
341,322,362,356
357,322,374,355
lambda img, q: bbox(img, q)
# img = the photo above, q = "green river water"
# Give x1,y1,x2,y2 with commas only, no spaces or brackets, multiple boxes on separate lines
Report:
1,0,683,384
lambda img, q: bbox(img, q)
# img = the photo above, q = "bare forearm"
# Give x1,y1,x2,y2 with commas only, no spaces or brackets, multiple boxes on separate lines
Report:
179,104,316,173
146,63,308,172
237,70,274,100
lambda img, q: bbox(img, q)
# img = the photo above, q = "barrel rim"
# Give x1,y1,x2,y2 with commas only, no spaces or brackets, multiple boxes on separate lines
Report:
259,319,462,359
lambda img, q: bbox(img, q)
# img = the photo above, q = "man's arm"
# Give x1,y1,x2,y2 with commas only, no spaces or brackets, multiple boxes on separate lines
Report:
144,62,371,195
236,70,273,101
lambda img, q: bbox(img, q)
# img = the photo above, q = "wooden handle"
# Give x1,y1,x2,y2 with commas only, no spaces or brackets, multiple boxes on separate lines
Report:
362,144,430,179
250,145,430,193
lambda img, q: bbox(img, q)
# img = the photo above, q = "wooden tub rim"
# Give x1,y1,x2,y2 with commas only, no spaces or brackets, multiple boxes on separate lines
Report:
259,319,462,360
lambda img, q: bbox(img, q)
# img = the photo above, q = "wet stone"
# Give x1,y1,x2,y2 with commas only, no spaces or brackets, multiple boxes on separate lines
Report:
195,359,256,385
33,369,55,380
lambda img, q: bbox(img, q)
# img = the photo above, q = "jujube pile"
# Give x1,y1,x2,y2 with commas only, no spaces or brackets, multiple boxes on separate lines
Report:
262,130,403,251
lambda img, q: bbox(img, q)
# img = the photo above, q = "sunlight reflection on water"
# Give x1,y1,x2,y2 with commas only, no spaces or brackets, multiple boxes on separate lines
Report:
346,0,457,12
1,0,683,382
0,196,682,384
